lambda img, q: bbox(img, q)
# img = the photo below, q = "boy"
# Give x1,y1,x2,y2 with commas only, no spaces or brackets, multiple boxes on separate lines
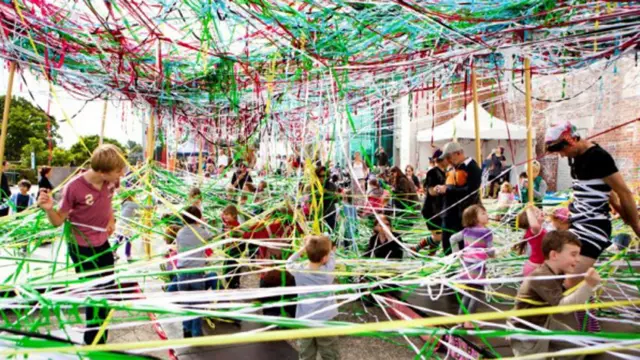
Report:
221,204,244,289
10,179,36,213
509,230,601,358
176,205,214,338
286,235,339,360
37,144,126,345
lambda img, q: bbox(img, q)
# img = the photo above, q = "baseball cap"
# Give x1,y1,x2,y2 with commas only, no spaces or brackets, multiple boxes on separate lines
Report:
440,142,463,159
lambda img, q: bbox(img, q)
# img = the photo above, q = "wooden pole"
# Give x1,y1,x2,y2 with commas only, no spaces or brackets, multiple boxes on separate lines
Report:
524,57,534,204
99,99,108,146
0,62,17,182
145,109,156,163
471,67,482,166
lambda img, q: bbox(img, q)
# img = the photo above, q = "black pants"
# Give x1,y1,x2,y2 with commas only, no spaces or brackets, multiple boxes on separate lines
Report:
259,278,297,319
442,217,463,256
0,207,8,217
68,241,115,345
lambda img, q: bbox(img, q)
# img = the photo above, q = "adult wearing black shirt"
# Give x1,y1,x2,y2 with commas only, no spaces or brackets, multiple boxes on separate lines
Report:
434,142,482,255
231,161,253,190
545,122,640,289
421,149,447,243
0,161,10,217
487,147,506,198
38,166,54,199
364,215,403,259
375,147,389,169
316,165,339,232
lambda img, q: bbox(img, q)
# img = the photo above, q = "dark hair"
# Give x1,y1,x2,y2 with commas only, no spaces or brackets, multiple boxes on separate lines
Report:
462,204,486,228
305,235,332,263
542,230,581,259
519,172,527,179
182,206,202,224
189,187,201,199
40,166,52,177
18,179,32,190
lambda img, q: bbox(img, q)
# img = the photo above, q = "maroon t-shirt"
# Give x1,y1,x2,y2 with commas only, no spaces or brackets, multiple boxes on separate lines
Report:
60,175,115,247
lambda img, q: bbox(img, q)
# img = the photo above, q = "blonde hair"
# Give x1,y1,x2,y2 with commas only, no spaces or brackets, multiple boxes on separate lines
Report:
305,235,332,263
90,144,126,173
501,182,513,192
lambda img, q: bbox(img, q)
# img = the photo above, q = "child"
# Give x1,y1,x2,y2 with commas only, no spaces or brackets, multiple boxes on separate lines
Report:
515,206,546,276
9,179,35,214
510,231,601,357
548,207,570,231
221,204,245,289
286,235,339,360
115,194,141,262
364,215,403,260
161,224,181,292
188,187,202,210
496,182,515,210
175,205,214,338
37,144,126,345
451,205,494,329
364,178,388,215
340,190,358,250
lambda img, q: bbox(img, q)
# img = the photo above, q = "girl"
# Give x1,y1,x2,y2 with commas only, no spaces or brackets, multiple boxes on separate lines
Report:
365,179,388,216
451,205,494,329
188,187,202,210
515,206,546,276
351,151,368,206
116,194,141,262
497,182,515,211
405,165,421,191
548,207,570,231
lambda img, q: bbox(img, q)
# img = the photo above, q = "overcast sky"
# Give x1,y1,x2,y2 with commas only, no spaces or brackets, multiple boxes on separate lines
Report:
0,67,144,148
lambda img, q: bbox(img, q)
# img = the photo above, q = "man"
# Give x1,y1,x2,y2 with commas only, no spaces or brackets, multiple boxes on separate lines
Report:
421,149,447,246
375,146,389,170
316,165,339,232
0,161,11,217
487,147,507,198
545,122,640,289
434,142,482,255
231,161,253,190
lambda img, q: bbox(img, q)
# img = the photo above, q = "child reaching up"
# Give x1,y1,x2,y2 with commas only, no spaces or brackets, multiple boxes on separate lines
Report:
451,205,494,329
221,204,245,289
286,235,339,360
510,231,601,357
515,206,546,276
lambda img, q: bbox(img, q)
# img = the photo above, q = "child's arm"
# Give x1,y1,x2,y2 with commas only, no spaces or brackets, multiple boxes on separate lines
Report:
525,206,542,235
450,231,464,253
285,245,305,271
485,231,495,258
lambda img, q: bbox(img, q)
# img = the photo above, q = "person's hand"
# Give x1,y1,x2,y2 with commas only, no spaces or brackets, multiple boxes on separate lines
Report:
37,189,54,211
106,220,116,236
584,268,601,288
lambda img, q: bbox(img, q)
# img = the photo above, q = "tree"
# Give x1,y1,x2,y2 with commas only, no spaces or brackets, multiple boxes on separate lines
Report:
20,138,48,168
0,96,61,161
68,135,125,166
51,147,73,166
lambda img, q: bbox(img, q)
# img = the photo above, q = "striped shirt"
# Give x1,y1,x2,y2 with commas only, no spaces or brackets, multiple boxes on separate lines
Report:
452,227,494,280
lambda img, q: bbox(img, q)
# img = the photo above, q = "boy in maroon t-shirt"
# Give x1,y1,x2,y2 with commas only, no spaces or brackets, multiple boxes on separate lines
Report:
38,144,126,345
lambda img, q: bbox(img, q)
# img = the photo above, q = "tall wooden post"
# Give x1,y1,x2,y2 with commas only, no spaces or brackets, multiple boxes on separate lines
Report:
0,62,17,181
524,57,534,204
471,67,482,165
99,100,108,146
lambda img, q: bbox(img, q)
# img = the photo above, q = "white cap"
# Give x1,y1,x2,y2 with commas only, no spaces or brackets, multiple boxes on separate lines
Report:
440,142,463,159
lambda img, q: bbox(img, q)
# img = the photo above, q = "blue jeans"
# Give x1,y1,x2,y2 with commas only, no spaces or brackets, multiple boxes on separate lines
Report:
177,272,206,336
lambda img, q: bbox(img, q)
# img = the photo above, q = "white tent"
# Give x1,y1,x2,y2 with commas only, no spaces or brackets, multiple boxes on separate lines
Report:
176,138,208,157
416,103,528,142
415,103,531,185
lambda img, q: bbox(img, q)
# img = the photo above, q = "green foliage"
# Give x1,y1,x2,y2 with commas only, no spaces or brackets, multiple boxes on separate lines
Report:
20,138,49,168
0,96,61,161
67,135,125,166
51,147,73,166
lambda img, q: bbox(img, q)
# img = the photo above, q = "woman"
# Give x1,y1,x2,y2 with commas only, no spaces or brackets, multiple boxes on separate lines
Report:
38,166,54,199
364,215,403,260
389,166,419,213
351,151,368,206
405,165,421,191
520,160,547,208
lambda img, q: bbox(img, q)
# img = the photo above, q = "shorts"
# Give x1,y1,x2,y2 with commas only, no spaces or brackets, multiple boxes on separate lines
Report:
570,220,612,260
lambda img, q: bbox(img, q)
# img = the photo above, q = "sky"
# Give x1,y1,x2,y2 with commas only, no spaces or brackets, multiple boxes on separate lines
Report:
0,65,145,149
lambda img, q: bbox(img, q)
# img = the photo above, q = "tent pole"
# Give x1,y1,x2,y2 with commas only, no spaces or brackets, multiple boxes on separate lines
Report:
0,62,16,182
99,99,108,146
524,57,534,204
471,66,483,198
471,66,482,166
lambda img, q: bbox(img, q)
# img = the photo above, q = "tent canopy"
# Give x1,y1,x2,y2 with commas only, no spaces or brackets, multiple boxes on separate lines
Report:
176,138,209,156
416,103,528,142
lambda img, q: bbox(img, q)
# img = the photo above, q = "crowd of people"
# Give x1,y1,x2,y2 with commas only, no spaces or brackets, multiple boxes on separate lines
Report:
0,119,637,359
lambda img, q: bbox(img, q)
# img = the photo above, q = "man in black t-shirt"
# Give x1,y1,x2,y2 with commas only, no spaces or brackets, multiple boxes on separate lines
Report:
231,161,253,190
434,142,482,255
422,149,447,244
546,122,640,289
